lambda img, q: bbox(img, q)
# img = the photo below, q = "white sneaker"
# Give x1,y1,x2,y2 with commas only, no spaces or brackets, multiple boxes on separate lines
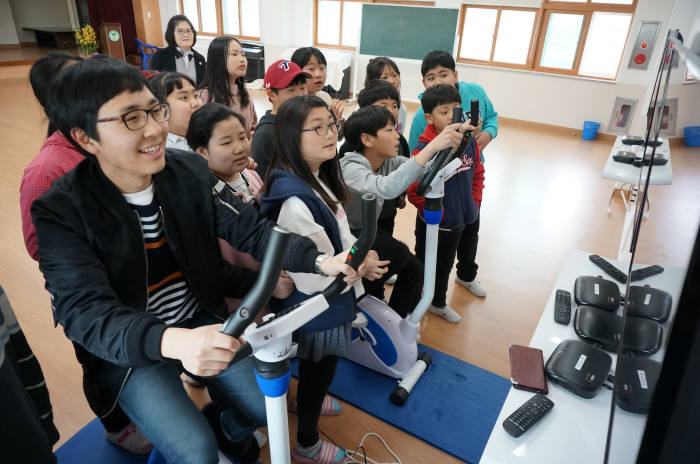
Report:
428,304,461,323
385,274,398,285
253,429,268,448
456,277,487,297
352,311,368,328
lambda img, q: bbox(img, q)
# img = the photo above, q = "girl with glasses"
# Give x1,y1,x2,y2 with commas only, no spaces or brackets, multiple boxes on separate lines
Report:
150,15,206,87
260,95,387,464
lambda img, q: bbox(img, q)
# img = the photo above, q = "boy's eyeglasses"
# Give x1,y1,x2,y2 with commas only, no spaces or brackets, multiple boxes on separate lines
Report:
176,29,194,35
302,120,341,137
96,103,171,131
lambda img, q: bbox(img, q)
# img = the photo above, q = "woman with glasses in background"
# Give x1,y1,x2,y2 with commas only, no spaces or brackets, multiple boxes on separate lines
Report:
150,15,206,87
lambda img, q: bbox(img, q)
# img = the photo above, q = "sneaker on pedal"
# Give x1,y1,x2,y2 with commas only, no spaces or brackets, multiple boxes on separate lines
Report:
351,311,368,328
455,277,487,297
428,304,461,323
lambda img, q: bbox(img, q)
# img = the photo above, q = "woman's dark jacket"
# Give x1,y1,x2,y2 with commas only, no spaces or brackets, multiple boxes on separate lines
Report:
31,149,321,416
149,46,206,86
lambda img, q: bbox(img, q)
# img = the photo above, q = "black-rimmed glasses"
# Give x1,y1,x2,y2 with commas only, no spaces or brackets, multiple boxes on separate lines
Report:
96,103,170,131
301,120,341,137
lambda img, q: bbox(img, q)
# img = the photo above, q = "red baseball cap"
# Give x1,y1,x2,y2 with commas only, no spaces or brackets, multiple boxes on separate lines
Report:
264,59,311,90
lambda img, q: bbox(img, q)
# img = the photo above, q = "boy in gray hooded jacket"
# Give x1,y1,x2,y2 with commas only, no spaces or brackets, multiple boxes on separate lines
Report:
340,105,468,317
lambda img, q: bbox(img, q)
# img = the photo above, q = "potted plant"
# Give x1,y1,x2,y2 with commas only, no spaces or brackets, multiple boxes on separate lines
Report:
75,24,99,56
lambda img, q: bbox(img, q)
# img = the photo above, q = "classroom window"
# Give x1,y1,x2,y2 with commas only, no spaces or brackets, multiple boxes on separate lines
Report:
457,1,637,80
457,6,538,67
178,0,261,40
459,8,498,61
199,0,218,34
539,13,585,70
314,0,436,50
578,12,632,78
222,0,241,35
492,10,537,65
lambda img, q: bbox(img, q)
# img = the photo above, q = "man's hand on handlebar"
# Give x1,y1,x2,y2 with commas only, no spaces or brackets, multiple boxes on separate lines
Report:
357,250,390,281
160,324,243,377
271,270,294,299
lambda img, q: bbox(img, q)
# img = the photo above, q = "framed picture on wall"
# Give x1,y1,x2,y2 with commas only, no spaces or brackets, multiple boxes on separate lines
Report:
658,98,679,137
608,97,638,135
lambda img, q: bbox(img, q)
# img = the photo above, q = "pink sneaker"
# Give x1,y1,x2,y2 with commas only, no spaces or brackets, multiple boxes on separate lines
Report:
292,395,342,416
292,439,348,464
105,423,153,455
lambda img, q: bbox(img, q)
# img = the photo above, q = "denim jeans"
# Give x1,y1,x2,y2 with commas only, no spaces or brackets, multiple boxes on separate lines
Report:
117,310,266,464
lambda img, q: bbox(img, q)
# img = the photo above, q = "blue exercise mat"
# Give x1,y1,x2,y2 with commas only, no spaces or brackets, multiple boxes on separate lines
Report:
56,419,261,464
56,418,149,464
292,344,511,463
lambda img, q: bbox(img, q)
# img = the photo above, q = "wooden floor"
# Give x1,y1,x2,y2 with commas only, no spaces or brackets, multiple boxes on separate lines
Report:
0,46,78,66
1,64,699,463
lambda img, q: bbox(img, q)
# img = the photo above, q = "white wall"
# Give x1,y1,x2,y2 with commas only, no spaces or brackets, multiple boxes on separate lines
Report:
0,0,19,45
259,0,313,69
9,0,72,43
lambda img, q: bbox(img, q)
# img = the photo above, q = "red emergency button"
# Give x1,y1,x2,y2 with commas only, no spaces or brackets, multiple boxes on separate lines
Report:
634,53,646,64
641,42,648,49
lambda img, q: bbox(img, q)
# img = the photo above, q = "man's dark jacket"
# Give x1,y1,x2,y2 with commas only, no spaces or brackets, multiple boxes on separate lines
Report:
31,149,320,416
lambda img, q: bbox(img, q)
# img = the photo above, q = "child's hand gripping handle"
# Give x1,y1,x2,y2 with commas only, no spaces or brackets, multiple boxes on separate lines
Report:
469,99,480,127
416,106,465,197
322,193,377,300
445,98,480,159
221,226,291,361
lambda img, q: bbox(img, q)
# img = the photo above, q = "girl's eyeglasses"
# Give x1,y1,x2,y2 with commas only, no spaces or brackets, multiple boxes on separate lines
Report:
301,120,341,136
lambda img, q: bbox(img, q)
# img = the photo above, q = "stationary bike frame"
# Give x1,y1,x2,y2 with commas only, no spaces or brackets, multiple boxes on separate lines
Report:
220,193,377,464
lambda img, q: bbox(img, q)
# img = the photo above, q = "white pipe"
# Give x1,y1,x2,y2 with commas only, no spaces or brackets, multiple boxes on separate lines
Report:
409,223,439,325
265,394,291,464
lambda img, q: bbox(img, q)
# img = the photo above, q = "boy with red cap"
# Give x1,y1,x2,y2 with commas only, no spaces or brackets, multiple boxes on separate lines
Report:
251,59,310,176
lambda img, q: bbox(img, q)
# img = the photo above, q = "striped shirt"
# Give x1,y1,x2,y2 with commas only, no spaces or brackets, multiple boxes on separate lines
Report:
123,184,200,325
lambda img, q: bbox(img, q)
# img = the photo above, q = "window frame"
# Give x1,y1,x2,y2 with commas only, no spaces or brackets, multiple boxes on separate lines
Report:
456,5,542,70
178,0,261,41
457,0,638,80
313,0,436,51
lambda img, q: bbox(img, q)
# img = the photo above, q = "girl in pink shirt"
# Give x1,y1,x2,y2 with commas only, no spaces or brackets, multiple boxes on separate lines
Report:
198,36,258,139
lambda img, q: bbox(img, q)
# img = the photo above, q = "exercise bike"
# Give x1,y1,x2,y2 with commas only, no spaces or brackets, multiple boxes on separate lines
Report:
344,103,480,405
220,193,378,464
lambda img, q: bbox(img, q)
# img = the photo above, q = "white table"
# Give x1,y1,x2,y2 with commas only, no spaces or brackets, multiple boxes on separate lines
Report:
480,250,685,464
602,137,672,263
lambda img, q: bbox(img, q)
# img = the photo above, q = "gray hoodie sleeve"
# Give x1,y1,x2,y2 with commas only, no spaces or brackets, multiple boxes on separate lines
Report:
340,152,425,199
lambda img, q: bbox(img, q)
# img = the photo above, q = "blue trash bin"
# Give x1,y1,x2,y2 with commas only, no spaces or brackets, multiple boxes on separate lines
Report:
582,121,601,140
684,126,700,147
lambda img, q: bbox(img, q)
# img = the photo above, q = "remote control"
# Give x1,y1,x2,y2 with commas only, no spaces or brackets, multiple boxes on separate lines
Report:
503,393,554,438
630,265,664,282
554,289,571,325
589,254,627,284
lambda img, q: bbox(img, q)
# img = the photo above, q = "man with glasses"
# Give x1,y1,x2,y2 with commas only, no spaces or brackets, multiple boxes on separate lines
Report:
150,14,206,86
32,55,357,464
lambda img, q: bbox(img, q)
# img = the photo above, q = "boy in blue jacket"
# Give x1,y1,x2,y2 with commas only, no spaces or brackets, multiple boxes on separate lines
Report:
407,84,485,323
409,50,497,299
